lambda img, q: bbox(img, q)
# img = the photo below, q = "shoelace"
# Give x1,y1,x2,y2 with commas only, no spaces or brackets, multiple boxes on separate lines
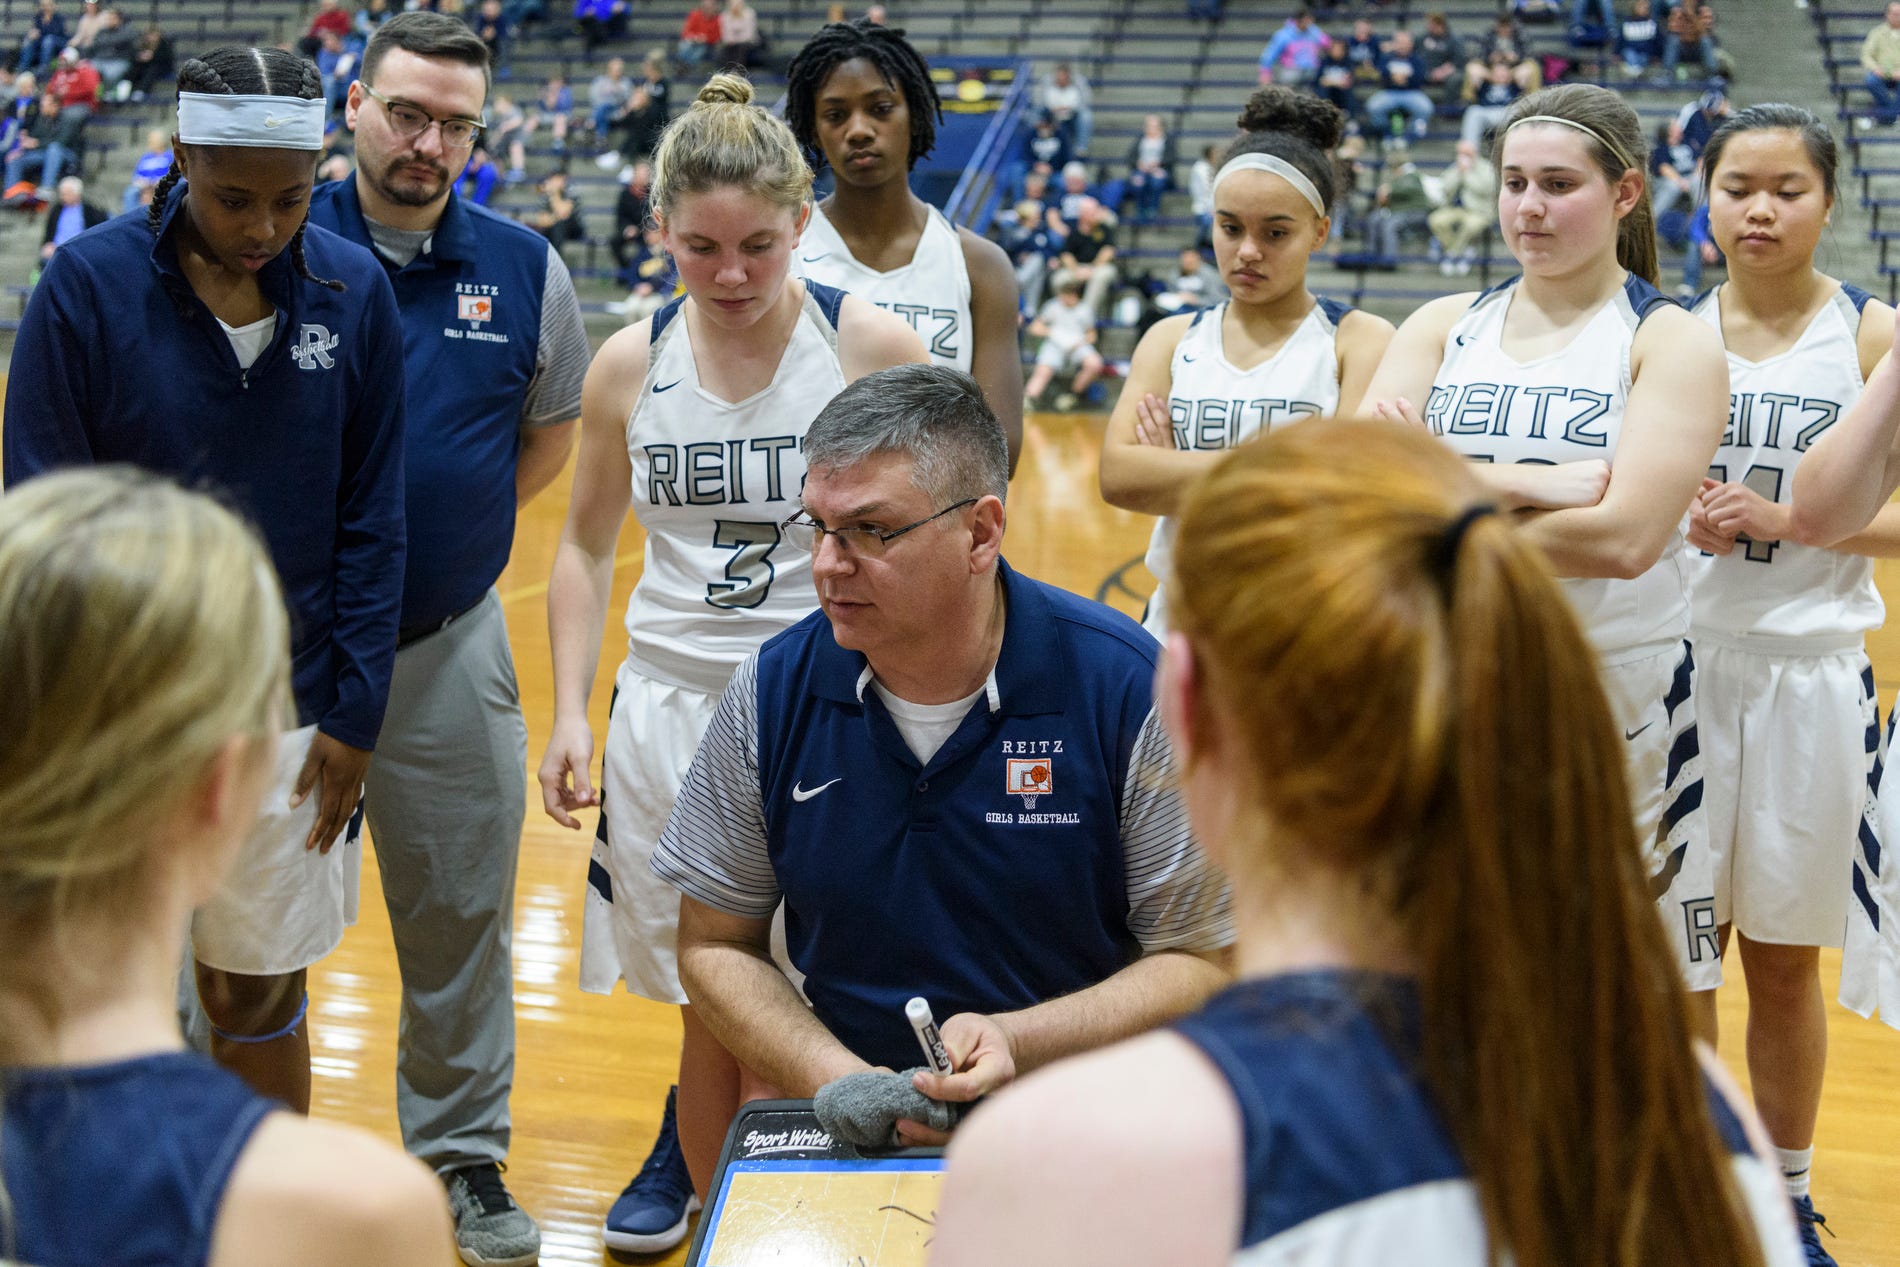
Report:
458,1163,518,1216
622,1117,691,1204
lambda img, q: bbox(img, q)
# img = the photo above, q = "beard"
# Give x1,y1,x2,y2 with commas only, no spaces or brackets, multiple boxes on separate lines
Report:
368,149,453,206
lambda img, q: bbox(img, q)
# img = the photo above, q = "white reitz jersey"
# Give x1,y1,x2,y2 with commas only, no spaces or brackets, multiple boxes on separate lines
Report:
1689,283,1885,642
1427,275,1687,663
622,281,847,694
797,201,972,370
1143,297,1351,636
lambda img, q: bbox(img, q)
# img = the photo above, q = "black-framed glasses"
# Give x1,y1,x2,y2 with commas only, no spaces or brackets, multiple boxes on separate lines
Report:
781,498,979,557
361,83,485,150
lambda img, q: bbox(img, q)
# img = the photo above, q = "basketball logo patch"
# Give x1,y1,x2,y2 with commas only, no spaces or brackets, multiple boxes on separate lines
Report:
458,294,493,323
1007,757,1053,809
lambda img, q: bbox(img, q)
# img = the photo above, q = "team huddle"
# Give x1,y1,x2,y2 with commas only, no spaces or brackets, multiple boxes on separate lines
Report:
2,8,1899,1267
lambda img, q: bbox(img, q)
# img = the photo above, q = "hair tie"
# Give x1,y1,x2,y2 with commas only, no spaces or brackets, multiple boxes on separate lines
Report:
1211,152,1326,217
1434,504,1497,577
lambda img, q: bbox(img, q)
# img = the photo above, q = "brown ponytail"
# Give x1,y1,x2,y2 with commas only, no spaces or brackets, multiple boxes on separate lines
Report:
1169,418,1764,1267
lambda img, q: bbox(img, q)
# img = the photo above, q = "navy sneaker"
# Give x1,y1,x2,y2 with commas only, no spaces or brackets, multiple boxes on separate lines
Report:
1792,1195,1839,1267
603,1086,701,1254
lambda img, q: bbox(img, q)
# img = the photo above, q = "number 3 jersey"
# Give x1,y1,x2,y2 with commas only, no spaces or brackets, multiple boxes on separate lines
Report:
622,282,847,694
1688,284,1884,642
1428,275,1689,663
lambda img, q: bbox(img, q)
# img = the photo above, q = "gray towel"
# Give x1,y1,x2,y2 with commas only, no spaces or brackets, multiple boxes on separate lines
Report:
812,1068,965,1150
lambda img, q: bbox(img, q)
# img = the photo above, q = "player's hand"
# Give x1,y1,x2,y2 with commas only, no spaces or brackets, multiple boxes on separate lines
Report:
538,715,598,829
899,1013,1017,1146
290,730,370,854
1131,392,1174,448
1688,477,1736,554
1703,481,1788,542
1371,396,1428,430
1518,459,1612,511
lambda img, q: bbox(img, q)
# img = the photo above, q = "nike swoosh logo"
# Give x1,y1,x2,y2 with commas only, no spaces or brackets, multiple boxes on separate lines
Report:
801,253,830,262
792,778,841,802
1624,722,1654,741
653,378,682,393
1454,333,1471,346
1181,353,1199,362
263,114,289,128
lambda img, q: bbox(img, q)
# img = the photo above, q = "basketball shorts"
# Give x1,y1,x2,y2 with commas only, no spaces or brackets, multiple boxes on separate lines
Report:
581,662,721,1002
1842,711,1900,1030
1034,338,1095,373
191,723,362,976
1602,641,1721,991
1694,635,1876,948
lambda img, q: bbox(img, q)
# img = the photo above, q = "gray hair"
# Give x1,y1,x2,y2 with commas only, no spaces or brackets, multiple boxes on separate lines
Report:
803,364,1009,506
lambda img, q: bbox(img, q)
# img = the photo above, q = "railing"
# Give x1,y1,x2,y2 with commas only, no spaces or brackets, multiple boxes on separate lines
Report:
944,58,1033,234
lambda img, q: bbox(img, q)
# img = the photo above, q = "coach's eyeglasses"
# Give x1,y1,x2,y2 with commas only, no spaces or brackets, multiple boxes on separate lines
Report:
361,83,485,150
781,498,979,557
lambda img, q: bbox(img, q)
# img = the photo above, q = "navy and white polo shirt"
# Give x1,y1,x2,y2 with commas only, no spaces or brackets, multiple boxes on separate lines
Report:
651,558,1234,1071
308,177,590,629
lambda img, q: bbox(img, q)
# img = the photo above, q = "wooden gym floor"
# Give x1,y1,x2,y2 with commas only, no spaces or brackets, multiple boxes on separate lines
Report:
301,409,1900,1266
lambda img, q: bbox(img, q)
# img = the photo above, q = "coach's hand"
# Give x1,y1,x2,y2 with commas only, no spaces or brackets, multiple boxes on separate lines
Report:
291,731,370,854
899,1013,1018,1146
539,716,598,830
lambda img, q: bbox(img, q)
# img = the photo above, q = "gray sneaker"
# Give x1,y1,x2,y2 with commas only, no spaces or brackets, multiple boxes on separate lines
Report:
443,1163,541,1267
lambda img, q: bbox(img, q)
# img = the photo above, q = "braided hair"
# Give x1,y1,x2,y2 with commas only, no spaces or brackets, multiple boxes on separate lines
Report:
784,19,940,171
150,46,343,292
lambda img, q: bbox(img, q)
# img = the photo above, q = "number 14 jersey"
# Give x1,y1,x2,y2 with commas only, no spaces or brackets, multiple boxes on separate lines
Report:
1688,283,1883,642
623,282,846,693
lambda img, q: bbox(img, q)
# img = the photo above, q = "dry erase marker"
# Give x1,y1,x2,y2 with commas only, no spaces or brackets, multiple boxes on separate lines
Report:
907,996,954,1075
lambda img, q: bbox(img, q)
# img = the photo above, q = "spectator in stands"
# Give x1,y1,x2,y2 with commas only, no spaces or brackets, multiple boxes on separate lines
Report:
617,224,673,320
487,93,528,179
8,72,37,121
1568,0,1614,33
1000,197,1057,312
607,51,668,161
87,8,137,97
46,47,97,128
471,0,506,70
1004,111,1067,204
1649,116,1697,221
122,23,171,102
590,56,632,143
1315,39,1355,114
1460,54,1523,149
1512,0,1562,22
1680,200,1717,300
575,0,627,56
1417,12,1464,100
1023,275,1103,411
299,0,354,58
1188,141,1216,249
357,0,395,39
1619,0,1662,77
1051,194,1117,316
315,30,357,117
39,172,102,258
3,87,73,202
1466,14,1540,94
1677,81,1730,155
455,143,499,204
1862,2,1900,129
1257,9,1331,88
717,0,764,68
66,0,102,56
527,168,584,251
1154,244,1223,313
1054,158,1094,222
1330,127,1369,241
526,73,572,154
1365,29,1434,144
1427,137,1495,274
1366,156,1440,267
1664,0,1719,81
864,3,886,23
17,1,67,76
1038,61,1092,157
1345,18,1381,81
1118,113,1174,225
1021,167,1053,211
676,0,720,67
120,125,167,213
611,159,651,274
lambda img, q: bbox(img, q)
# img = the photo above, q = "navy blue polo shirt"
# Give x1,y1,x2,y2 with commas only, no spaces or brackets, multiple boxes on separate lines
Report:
653,559,1232,1072
307,177,560,628
3,189,408,751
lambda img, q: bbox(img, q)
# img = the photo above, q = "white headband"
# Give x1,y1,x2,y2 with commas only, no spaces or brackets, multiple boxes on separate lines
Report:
177,92,325,150
1210,152,1326,217
1504,114,1637,174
